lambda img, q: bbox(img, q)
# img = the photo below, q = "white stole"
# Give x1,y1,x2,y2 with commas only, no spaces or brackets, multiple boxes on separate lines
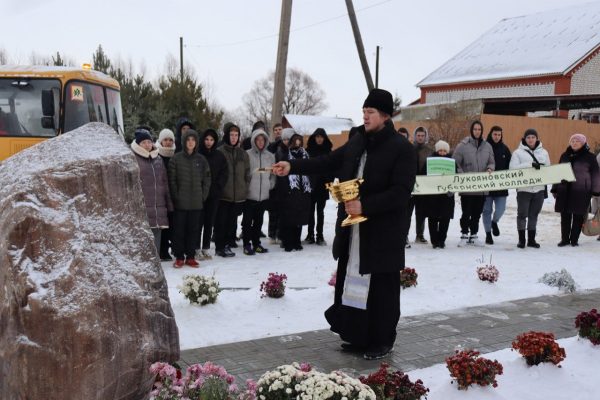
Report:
341,152,371,310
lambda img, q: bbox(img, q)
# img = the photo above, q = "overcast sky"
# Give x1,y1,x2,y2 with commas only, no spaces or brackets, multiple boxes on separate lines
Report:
1,0,596,128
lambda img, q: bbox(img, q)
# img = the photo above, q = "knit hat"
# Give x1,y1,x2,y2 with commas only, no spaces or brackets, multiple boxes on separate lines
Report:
362,88,394,116
435,140,450,153
158,128,175,143
569,133,587,144
523,128,538,139
134,128,152,144
282,128,297,142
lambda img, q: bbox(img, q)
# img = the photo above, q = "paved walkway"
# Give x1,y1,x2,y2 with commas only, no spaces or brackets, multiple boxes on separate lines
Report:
180,289,599,381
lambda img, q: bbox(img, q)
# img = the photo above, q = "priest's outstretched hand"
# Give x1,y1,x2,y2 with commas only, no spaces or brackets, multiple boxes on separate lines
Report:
272,161,291,176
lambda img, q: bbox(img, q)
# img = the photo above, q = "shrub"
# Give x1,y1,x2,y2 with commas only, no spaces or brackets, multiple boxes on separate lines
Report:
256,362,375,399
511,331,566,366
539,269,577,293
575,309,600,345
260,272,287,298
400,268,418,289
178,275,220,305
477,265,499,283
359,362,429,400
445,349,503,390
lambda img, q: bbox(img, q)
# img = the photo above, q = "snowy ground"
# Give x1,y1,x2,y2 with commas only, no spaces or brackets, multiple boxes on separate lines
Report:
406,336,599,400
161,193,600,350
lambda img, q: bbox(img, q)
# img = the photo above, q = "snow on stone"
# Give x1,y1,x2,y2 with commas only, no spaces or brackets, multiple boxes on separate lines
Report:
418,2,600,87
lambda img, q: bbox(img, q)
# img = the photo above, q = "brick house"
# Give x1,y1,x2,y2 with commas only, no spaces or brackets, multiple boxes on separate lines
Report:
417,3,600,115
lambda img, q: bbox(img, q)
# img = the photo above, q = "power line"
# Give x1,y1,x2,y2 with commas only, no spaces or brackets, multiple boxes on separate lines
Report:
186,0,393,49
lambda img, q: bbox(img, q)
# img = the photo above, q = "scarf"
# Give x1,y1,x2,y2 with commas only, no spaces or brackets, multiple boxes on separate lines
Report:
287,147,312,193
155,141,175,159
341,151,370,310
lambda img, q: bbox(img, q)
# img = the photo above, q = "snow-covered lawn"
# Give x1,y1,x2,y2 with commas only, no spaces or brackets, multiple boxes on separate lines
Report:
409,336,599,400
161,194,600,350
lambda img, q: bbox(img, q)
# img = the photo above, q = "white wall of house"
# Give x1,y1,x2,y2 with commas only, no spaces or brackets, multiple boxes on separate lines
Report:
424,83,555,104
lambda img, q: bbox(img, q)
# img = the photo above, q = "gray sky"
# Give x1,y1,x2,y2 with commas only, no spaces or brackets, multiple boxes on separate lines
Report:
1,0,595,127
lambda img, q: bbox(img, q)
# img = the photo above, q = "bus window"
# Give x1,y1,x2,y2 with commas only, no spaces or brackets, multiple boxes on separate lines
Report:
106,88,124,134
64,81,108,132
0,78,60,137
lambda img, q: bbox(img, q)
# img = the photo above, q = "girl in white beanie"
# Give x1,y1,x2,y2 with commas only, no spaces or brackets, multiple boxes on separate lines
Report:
155,128,176,260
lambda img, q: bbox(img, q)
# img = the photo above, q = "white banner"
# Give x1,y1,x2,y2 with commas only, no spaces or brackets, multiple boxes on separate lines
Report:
412,164,575,195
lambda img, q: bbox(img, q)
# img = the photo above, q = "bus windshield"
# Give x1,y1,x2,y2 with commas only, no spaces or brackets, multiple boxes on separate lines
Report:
0,78,60,137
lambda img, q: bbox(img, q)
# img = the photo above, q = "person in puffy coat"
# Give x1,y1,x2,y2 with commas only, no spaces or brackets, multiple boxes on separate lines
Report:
422,140,455,249
214,123,250,257
482,126,511,245
305,128,333,245
452,120,495,246
551,133,600,247
509,128,550,249
274,128,312,252
155,128,177,261
241,128,276,255
131,128,173,255
168,129,211,267
409,126,434,244
198,128,228,259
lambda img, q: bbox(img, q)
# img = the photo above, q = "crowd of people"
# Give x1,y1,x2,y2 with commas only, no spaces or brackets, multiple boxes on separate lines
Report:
130,112,600,270
400,123,600,249
130,117,334,268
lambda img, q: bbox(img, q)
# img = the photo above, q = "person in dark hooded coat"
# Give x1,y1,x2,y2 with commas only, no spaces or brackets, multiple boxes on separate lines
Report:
198,128,229,259
305,128,333,245
552,133,600,246
272,88,416,361
214,123,250,257
174,117,195,153
168,129,211,267
482,126,512,245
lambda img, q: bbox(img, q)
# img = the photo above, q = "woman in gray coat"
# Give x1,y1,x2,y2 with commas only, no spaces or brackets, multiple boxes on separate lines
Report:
452,120,495,246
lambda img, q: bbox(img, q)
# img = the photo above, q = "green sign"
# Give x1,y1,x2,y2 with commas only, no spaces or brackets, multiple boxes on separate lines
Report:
427,157,456,176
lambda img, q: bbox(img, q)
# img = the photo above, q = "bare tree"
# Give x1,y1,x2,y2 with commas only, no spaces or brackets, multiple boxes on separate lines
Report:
0,48,8,65
243,68,327,128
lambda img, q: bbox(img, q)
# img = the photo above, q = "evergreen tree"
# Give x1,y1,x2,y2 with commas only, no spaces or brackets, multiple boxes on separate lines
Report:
52,52,65,66
92,45,111,74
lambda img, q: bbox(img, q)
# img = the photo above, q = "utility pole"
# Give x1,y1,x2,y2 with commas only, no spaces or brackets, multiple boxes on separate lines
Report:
345,0,374,92
180,37,184,109
271,0,293,133
375,45,380,89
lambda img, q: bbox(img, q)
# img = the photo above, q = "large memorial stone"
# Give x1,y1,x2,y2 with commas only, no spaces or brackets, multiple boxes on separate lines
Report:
0,123,179,400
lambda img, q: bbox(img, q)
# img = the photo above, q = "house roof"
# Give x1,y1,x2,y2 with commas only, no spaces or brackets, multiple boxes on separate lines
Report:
418,2,600,87
283,114,355,135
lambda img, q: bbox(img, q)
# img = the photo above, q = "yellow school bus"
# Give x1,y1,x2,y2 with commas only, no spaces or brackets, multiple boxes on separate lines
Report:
0,65,124,161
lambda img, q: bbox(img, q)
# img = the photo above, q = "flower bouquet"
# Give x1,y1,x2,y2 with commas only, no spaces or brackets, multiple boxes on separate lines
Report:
359,362,429,400
476,254,499,283
400,268,418,289
445,349,503,390
260,272,287,298
178,275,220,305
511,331,566,366
575,308,600,345
149,361,257,400
256,362,375,400
328,271,337,287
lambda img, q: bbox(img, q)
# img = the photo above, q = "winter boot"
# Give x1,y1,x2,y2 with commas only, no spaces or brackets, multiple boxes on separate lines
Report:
316,235,326,246
457,233,469,247
485,232,494,245
468,235,484,247
527,230,540,248
517,230,526,249
243,244,255,255
415,235,428,244
304,234,315,244
492,221,500,236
